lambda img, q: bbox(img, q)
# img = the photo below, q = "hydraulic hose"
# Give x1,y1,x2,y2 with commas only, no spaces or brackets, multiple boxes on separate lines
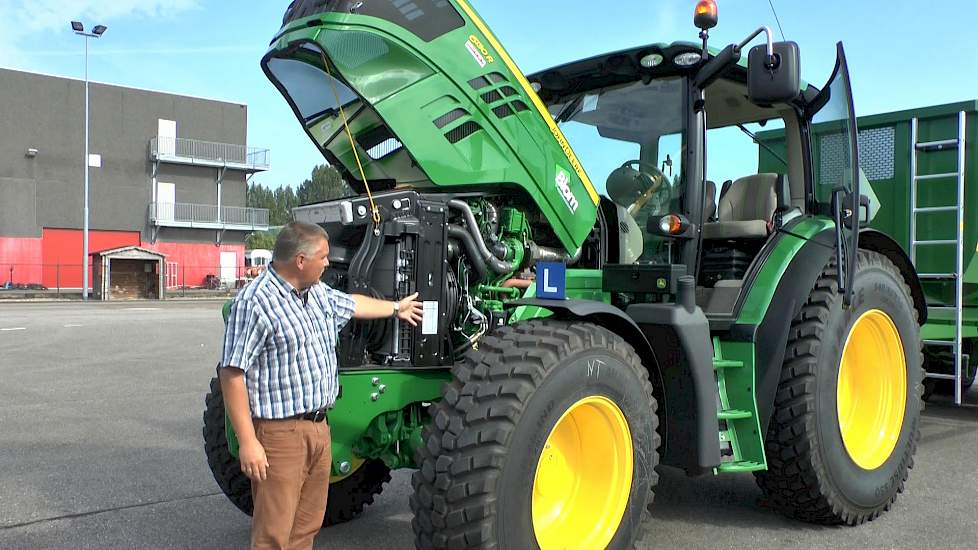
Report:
447,225,489,282
447,200,517,274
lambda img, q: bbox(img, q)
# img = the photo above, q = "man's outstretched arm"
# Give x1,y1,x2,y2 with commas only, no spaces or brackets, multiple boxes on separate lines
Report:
352,292,424,326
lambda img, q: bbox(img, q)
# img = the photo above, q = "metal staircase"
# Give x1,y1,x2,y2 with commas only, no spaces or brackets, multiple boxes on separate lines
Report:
910,111,968,405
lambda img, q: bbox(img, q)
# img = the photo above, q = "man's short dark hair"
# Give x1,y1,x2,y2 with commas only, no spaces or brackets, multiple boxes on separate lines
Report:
273,222,329,263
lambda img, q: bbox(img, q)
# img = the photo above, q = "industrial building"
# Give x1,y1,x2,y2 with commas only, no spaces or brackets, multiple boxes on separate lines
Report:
0,67,270,292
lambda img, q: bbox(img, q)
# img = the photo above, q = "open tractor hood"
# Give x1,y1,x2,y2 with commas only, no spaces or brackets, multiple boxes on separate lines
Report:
262,0,600,251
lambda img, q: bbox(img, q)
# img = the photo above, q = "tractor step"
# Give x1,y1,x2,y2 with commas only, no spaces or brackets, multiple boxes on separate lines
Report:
711,337,766,474
713,359,744,369
718,408,753,420
716,460,765,473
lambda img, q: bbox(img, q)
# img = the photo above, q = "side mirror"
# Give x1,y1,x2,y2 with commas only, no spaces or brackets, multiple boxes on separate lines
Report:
748,41,800,105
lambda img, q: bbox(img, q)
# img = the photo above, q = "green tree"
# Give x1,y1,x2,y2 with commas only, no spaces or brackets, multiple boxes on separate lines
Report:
246,164,351,227
270,186,297,225
246,230,277,251
297,164,354,205
247,182,275,211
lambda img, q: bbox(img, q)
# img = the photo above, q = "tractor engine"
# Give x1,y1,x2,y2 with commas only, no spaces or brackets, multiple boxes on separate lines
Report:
293,190,574,369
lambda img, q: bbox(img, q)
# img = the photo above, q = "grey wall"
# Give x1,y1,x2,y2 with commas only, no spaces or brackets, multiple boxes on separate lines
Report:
0,68,252,241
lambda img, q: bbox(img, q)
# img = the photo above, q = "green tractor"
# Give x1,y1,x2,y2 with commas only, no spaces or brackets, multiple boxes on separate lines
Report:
203,1,925,547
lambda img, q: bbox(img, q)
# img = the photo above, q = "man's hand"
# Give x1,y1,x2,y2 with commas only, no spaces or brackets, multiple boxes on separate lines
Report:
353,292,425,325
397,292,424,326
239,439,269,482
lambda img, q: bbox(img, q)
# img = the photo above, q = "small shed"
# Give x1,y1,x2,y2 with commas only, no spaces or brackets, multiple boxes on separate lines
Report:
90,246,167,300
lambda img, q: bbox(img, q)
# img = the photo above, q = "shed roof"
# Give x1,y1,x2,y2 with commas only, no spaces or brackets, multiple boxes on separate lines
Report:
89,246,167,260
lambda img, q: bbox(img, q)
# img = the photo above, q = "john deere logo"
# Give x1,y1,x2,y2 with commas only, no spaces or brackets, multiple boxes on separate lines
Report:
555,166,579,213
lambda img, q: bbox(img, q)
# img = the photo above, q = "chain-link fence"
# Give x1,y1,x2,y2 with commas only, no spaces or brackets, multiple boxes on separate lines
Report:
0,262,264,298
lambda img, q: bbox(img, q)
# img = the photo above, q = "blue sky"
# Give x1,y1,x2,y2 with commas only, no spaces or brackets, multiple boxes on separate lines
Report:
2,0,974,191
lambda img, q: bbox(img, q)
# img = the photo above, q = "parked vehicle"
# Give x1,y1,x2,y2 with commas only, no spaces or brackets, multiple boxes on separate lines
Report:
204,1,925,547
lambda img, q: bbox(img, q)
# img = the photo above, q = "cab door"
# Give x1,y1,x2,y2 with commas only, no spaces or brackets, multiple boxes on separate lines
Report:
806,43,860,306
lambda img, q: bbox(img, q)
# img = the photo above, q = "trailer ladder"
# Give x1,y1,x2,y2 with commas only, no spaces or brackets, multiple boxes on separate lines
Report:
910,111,967,404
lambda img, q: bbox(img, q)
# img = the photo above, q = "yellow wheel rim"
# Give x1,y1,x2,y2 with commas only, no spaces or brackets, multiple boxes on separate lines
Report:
837,309,907,470
532,396,633,550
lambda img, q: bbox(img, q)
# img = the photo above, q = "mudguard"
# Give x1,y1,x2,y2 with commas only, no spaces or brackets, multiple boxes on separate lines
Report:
506,298,721,475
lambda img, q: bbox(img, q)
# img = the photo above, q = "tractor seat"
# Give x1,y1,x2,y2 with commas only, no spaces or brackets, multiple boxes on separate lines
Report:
702,173,781,240
704,180,717,221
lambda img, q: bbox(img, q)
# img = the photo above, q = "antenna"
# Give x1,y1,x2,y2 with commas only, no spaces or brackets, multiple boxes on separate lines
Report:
767,0,786,40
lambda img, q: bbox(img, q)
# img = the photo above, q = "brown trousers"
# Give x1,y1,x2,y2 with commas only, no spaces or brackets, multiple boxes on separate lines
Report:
251,418,332,550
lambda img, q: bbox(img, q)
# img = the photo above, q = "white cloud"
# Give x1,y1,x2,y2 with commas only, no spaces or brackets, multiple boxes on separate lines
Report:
0,0,200,69
1,0,200,33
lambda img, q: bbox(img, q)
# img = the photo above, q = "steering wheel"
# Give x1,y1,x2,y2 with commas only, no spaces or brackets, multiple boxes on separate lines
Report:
618,160,669,215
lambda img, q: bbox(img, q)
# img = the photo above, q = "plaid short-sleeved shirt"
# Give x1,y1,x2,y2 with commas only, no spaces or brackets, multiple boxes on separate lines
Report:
221,265,356,419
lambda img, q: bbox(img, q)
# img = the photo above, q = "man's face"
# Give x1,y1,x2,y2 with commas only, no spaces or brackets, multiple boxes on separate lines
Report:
296,237,330,289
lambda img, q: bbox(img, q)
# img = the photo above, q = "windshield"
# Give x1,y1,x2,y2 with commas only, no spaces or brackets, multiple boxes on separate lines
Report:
548,77,686,263
266,55,359,127
263,42,426,191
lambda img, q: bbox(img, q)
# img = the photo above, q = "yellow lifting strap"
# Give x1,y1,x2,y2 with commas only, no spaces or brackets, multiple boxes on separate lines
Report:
320,52,381,227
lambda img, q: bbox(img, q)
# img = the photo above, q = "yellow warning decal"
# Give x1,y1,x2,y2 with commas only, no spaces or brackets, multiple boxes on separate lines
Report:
454,0,600,206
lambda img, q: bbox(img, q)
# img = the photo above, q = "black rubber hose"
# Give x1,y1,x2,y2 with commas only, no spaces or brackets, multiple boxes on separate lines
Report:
447,199,516,274
448,225,489,282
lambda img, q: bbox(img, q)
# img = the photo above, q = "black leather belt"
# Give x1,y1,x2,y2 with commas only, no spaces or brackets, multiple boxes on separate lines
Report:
296,408,328,423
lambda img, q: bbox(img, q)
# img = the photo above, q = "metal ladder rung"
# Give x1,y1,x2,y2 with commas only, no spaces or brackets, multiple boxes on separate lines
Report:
915,139,959,151
913,206,959,213
913,239,958,246
917,273,958,279
924,372,958,381
914,172,961,181
923,339,956,346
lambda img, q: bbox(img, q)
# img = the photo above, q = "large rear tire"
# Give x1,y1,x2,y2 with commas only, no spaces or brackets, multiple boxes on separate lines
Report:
202,376,391,526
410,320,659,549
755,250,923,525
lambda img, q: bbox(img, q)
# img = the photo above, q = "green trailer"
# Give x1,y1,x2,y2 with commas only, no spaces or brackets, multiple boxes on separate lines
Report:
761,102,978,403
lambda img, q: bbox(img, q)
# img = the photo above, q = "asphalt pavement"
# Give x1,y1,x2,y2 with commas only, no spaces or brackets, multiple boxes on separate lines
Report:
0,301,975,549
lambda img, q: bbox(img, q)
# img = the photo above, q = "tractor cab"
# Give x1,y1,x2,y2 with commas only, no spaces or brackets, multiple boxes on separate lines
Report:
529,11,862,323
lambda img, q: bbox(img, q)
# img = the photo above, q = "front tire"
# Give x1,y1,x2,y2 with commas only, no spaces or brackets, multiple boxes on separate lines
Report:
410,320,659,549
756,250,923,525
202,376,391,526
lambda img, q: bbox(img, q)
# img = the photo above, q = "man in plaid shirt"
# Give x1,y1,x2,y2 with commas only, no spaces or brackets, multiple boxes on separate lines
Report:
221,221,422,550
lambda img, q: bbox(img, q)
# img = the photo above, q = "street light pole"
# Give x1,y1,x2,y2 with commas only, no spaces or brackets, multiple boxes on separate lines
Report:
71,21,106,300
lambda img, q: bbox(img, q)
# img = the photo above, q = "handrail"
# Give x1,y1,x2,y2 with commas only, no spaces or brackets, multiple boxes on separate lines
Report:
150,137,270,169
